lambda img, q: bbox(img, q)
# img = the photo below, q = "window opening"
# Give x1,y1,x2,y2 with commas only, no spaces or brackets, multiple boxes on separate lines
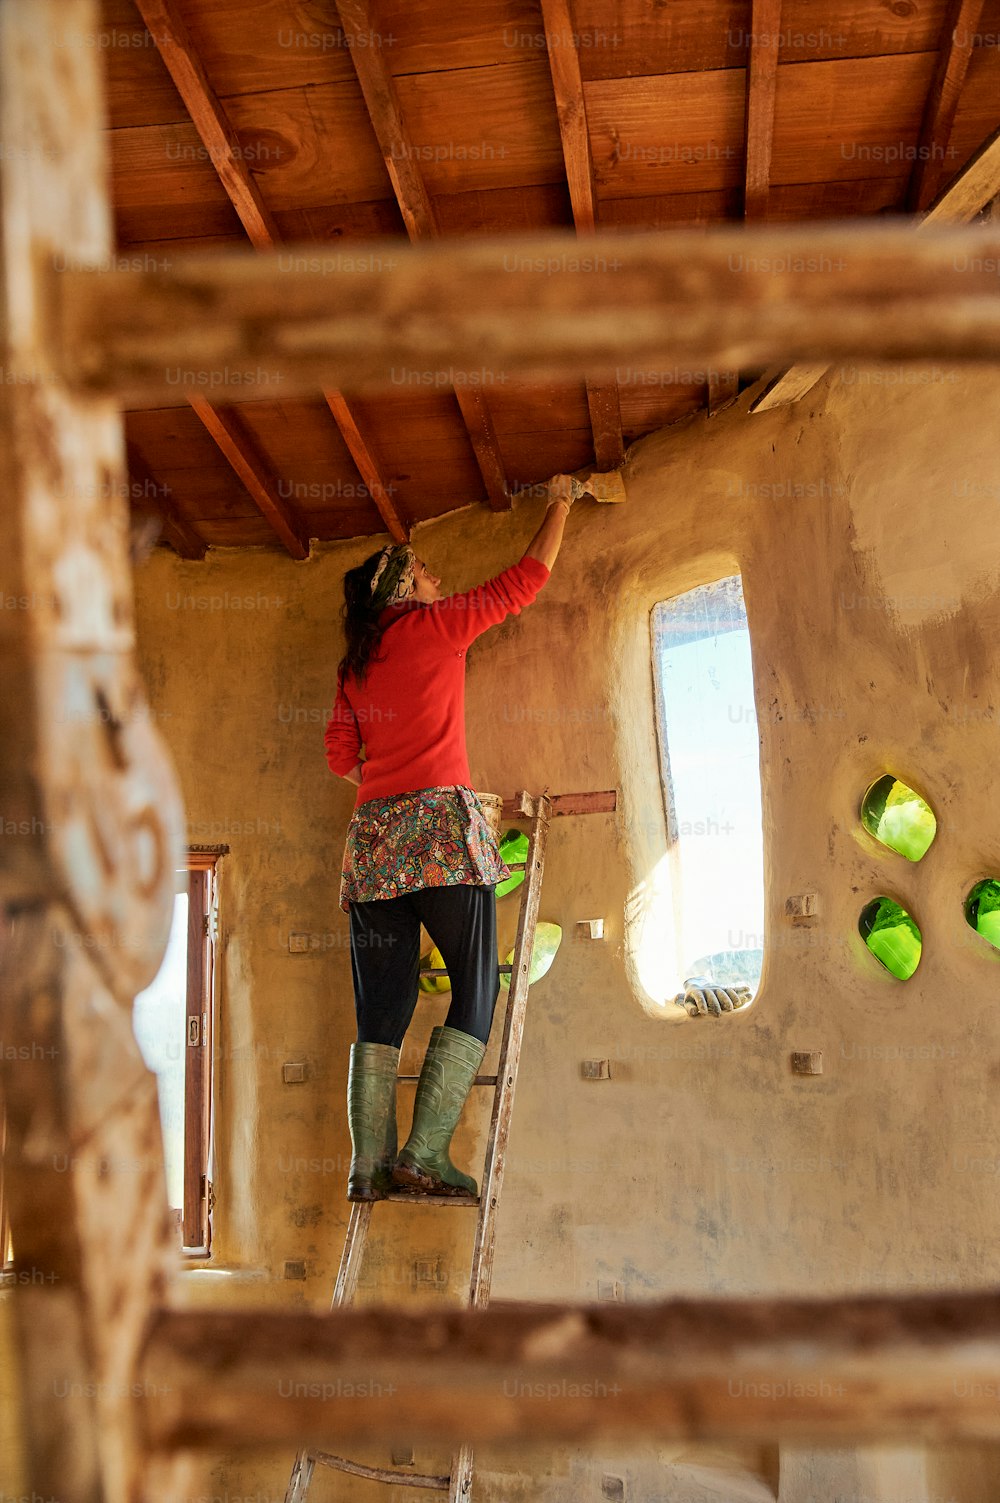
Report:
859,895,922,980
651,575,765,994
861,774,937,862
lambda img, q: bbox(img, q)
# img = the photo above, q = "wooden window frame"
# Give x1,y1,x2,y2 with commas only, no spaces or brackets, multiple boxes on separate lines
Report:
1,853,223,1267
0,1105,11,1274
179,847,223,1258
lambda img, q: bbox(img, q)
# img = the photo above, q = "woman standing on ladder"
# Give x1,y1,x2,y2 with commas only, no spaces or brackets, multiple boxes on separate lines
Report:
324,490,573,1201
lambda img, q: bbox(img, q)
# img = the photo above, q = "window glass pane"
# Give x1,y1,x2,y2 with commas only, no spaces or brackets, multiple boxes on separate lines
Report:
132,886,188,1210
859,896,922,980
965,879,1000,951
860,773,937,862
652,575,765,993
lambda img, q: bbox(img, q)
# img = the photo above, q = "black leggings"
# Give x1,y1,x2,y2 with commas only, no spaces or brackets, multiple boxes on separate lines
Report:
349,883,500,1047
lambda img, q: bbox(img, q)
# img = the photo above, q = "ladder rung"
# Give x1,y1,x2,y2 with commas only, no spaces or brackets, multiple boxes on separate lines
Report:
396,1073,497,1085
420,965,512,976
381,1189,480,1206
313,1452,450,1490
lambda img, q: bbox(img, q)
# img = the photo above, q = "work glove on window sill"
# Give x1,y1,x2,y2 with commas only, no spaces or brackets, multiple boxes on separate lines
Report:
674,976,752,1017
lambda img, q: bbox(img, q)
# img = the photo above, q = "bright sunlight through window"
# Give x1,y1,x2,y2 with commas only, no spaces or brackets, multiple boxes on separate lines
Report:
651,575,765,995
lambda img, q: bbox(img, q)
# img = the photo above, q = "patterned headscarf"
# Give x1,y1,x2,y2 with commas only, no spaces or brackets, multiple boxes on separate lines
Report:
369,543,416,609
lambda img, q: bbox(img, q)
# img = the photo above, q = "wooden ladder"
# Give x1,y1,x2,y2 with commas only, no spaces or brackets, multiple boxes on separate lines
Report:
286,788,554,1503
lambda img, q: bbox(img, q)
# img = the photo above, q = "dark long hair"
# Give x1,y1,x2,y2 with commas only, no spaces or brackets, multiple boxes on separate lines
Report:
337,549,393,685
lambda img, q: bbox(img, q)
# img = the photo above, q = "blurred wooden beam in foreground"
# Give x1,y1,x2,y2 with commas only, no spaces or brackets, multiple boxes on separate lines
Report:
57,222,1000,404
142,1291,1000,1454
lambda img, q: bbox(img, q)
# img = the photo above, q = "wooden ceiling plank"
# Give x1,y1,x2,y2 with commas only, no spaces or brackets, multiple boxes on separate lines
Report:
540,0,623,472
187,397,308,559
130,0,280,249
133,0,409,545
907,0,987,211
571,0,954,78
587,54,939,204
750,123,1000,412
125,443,207,560
744,0,782,220
336,0,511,511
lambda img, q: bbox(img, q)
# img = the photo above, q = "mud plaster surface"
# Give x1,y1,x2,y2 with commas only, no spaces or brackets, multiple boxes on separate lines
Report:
119,363,1000,1502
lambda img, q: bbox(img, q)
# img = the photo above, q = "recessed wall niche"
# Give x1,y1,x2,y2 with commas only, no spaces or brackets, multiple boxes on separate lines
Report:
859,896,923,980
860,774,937,862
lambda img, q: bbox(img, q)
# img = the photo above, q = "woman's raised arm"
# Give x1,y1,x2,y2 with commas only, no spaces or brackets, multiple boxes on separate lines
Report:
523,495,572,571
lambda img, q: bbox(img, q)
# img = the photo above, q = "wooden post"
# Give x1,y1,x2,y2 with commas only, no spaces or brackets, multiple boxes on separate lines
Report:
0,3,188,1498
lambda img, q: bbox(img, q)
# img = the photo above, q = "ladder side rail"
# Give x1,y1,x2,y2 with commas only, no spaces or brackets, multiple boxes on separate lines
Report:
331,1200,375,1308
450,795,552,1501
285,1202,376,1500
467,794,551,1309
286,1452,315,1503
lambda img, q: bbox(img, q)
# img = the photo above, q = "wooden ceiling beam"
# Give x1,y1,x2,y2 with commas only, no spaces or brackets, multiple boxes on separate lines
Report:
541,0,623,471
743,0,782,221
907,0,987,212
750,124,1000,413
336,0,511,511
133,0,409,544
323,390,409,542
62,221,1000,401
125,444,207,560
540,0,597,235
711,0,784,415
187,398,309,559
131,0,279,249
585,380,625,468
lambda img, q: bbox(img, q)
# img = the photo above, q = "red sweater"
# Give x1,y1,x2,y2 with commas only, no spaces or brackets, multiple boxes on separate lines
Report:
325,553,551,806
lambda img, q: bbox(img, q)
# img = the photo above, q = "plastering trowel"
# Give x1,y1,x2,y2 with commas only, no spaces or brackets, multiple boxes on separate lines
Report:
547,470,627,505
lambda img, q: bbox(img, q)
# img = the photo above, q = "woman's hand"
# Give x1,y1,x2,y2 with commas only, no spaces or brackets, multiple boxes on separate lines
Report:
547,474,577,509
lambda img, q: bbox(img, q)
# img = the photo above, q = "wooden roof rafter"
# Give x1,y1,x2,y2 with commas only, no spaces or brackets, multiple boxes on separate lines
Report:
125,442,207,561
131,0,410,546
539,0,624,471
706,0,785,419
187,398,309,561
334,0,513,512
743,0,782,223
907,0,987,211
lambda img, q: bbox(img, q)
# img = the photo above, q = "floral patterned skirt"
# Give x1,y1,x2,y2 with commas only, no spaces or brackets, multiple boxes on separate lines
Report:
339,785,510,911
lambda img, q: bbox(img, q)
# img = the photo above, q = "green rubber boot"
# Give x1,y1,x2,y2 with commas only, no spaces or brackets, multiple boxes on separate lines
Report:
392,1025,486,1197
347,1042,400,1201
